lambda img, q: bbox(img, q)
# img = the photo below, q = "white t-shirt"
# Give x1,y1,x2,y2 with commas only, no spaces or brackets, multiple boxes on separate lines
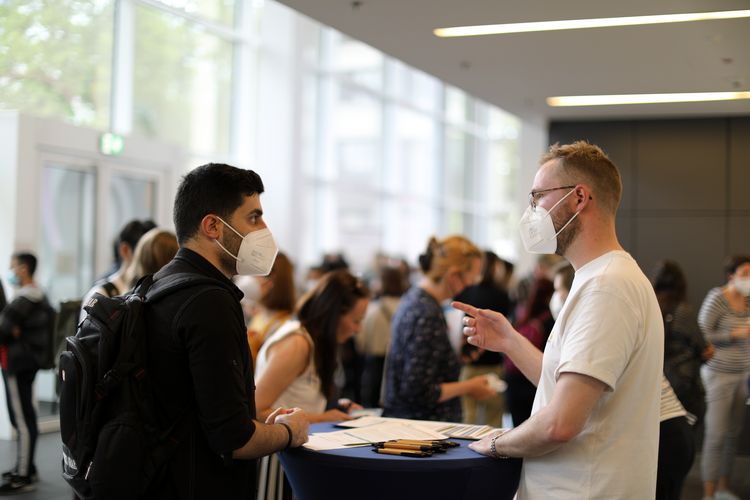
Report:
518,250,663,500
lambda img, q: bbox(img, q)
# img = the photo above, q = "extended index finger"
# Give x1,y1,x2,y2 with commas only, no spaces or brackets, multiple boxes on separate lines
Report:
452,301,478,317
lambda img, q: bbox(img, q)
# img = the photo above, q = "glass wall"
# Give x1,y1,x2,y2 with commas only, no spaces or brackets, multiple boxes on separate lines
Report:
0,0,521,276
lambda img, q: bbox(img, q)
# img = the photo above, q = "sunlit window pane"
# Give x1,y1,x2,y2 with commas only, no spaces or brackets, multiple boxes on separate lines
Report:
330,84,382,184
328,32,383,90
133,5,233,155
0,0,112,128
152,0,236,26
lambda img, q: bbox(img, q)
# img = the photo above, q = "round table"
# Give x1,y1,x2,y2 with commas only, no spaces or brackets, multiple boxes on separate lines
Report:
279,422,522,500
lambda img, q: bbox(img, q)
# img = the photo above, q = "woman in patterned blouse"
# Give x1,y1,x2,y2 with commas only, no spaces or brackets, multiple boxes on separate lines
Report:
383,236,496,422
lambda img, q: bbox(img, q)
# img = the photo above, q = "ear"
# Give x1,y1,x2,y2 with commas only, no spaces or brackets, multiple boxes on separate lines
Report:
200,214,223,240
575,185,592,209
119,242,132,262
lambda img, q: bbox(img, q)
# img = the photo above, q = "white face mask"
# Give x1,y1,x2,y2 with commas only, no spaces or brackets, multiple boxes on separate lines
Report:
519,188,579,254
214,216,278,276
549,291,564,320
733,277,750,297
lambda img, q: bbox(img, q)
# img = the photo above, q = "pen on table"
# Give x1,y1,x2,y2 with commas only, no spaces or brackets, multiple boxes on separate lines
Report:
372,448,432,458
376,442,440,452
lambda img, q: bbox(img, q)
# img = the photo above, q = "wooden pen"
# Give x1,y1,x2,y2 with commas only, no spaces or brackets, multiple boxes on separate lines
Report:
377,442,437,452
372,448,432,458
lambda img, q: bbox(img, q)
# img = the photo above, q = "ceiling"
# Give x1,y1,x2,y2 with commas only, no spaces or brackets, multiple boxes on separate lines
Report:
276,0,750,121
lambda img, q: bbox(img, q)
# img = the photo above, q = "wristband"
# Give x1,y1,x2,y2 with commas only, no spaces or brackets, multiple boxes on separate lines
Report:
279,422,293,450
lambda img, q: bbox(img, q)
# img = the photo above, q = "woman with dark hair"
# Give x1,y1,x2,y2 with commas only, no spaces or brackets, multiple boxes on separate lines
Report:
254,269,368,422
504,277,554,427
454,250,512,426
246,252,296,363
651,260,711,422
253,270,368,500
383,236,495,422
649,260,708,500
698,254,750,500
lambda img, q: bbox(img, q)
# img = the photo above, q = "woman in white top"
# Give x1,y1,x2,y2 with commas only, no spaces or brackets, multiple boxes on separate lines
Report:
254,270,369,500
255,270,369,422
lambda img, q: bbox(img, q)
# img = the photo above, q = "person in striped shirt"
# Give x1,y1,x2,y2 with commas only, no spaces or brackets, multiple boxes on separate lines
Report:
697,254,750,500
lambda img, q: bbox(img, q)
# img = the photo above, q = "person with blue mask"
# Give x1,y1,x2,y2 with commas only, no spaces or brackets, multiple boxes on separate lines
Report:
454,141,663,499
0,252,55,494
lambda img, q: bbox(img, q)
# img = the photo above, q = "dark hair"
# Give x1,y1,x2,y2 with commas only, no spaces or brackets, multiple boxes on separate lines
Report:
320,253,349,274
515,278,554,327
12,252,37,277
380,266,406,297
724,254,750,280
296,270,369,399
555,264,575,293
173,163,264,245
651,260,687,303
113,220,152,265
261,252,296,312
479,251,501,287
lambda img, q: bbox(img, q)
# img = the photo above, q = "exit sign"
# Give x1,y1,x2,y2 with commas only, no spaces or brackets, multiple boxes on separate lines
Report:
99,132,124,156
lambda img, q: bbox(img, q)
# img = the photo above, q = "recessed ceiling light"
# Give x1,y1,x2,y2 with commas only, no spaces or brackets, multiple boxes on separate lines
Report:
434,9,750,37
546,91,750,107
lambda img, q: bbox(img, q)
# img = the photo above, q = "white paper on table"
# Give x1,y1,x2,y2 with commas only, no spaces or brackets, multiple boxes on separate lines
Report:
339,416,497,440
343,421,447,443
302,429,373,450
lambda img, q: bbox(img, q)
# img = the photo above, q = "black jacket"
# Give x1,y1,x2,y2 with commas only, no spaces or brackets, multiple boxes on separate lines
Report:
144,248,257,500
0,285,54,373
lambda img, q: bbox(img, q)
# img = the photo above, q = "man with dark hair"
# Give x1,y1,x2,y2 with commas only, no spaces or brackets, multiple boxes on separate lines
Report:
80,219,152,320
145,163,308,499
456,141,663,499
0,252,54,494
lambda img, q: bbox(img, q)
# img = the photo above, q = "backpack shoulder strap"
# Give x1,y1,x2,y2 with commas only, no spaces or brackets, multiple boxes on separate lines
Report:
144,272,228,304
101,281,119,297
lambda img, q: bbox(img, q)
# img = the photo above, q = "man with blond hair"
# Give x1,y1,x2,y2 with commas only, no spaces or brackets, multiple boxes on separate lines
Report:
455,141,663,499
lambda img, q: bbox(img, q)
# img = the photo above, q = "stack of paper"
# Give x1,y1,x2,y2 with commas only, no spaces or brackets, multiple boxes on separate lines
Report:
302,416,499,451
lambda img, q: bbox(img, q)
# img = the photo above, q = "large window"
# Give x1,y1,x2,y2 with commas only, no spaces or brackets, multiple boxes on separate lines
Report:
133,5,233,155
1,0,522,277
302,30,520,269
0,0,113,129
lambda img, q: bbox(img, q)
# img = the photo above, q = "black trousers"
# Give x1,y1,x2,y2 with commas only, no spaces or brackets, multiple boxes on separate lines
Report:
1,368,38,478
656,415,695,500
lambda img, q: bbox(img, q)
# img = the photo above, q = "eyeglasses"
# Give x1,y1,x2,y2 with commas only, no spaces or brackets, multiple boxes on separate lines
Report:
528,185,576,209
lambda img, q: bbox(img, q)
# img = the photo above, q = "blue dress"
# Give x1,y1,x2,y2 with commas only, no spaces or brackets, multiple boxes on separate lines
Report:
383,286,462,422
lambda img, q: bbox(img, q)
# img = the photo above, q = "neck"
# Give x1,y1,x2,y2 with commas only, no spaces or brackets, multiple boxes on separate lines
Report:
183,239,234,279
419,277,451,303
565,217,623,270
19,277,33,287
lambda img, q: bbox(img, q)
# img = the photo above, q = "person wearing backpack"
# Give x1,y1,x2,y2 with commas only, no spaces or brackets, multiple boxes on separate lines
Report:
0,252,55,494
140,163,308,499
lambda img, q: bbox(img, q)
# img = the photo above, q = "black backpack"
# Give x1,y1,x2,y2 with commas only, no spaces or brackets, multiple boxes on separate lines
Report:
59,272,220,500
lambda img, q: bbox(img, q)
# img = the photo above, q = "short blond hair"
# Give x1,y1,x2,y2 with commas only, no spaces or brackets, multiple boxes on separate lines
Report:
542,141,622,217
418,235,481,283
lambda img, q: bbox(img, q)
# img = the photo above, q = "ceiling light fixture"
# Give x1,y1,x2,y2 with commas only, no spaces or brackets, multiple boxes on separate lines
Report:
434,9,750,37
546,91,750,107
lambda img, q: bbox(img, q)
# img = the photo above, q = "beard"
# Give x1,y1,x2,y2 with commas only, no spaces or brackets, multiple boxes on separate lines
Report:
551,204,581,256
218,228,243,275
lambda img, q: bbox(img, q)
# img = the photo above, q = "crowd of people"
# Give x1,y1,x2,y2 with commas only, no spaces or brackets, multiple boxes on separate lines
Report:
0,141,747,499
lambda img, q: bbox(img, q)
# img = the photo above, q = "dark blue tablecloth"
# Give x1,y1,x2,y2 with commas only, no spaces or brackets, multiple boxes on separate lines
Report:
279,422,522,500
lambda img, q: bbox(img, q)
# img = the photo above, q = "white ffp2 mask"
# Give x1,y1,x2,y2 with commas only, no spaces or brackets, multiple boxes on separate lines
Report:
214,217,278,276
519,188,578,254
